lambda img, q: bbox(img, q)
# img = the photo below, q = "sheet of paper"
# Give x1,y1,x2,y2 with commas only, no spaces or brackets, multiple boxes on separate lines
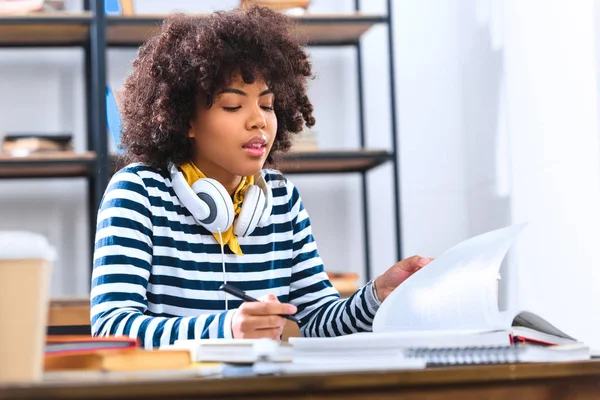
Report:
372,224,526,333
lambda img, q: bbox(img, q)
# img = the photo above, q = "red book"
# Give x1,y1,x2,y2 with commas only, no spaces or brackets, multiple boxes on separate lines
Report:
45,335,138,355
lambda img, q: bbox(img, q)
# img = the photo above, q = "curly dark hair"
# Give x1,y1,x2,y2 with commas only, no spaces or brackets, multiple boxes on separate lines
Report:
119,5,315,168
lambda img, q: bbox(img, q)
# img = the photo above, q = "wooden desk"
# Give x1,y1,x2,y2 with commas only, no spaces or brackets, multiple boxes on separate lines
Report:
1,361,600,400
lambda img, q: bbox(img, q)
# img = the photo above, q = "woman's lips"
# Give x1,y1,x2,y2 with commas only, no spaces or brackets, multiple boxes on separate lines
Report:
242,136,267,157
242,143,266,157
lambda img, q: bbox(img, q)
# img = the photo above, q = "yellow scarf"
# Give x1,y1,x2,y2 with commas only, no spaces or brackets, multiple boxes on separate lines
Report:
179,162,254,256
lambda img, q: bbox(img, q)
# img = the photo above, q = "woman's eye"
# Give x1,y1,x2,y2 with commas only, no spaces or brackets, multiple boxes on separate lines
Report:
261,106,274,111
223,106,241,112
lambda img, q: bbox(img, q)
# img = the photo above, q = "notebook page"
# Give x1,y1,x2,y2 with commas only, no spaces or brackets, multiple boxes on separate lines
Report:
373,224,526,333
510,311,575,340
289,329,510,351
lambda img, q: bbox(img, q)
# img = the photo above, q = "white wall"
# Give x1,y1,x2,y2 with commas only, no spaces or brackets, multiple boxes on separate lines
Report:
502,0,600,349
393,0,512,302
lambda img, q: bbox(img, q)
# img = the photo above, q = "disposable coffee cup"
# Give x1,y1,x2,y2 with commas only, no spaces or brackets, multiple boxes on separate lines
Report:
0,232,55,384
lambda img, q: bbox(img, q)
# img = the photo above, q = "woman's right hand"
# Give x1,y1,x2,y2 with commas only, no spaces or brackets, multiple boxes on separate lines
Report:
231,294,297,340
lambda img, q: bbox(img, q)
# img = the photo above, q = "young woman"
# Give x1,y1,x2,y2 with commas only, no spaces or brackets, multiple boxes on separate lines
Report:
91,5,431,348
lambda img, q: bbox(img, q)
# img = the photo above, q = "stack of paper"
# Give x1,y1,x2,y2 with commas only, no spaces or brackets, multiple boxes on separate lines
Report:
164,338,292,363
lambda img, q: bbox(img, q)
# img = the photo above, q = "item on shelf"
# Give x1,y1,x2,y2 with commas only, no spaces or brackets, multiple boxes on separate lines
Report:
1,134,73,157
0,0,64,15
0,0,43,15
291,128,318,152
104,0,134,16
42,0,64,11
106,86,124,154
239,0,311,15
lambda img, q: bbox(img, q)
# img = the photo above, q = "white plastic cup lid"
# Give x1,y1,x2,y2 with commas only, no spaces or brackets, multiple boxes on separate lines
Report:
0,231,56,261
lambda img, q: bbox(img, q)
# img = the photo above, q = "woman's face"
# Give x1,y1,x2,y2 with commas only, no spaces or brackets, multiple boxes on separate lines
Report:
189,74,277,192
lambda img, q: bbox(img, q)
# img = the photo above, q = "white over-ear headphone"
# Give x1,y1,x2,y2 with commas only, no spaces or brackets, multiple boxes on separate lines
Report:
168,163,273,236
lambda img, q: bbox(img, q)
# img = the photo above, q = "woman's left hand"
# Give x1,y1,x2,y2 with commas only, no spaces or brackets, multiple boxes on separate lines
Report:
373,255,433,302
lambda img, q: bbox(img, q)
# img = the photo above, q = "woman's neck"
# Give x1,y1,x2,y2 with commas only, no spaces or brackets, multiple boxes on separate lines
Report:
192,159,241,196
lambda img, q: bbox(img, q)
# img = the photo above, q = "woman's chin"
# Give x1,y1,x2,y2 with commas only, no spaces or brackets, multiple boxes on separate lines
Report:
233,164,265,177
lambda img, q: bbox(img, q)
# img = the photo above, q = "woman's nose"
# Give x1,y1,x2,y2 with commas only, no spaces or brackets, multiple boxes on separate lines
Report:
246,106,267,130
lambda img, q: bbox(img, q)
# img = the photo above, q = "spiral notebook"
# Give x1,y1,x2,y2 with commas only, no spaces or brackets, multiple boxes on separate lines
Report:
403,343,590,365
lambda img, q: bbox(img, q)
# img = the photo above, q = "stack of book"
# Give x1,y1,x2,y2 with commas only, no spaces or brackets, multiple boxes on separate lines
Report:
0,0,64,15
163,337,425,375
1,134,72,157
239,0,311,15
290,128,319,152
45,336,191,372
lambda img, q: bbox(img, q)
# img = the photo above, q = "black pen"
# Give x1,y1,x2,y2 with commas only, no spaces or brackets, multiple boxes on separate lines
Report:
219,283,301,324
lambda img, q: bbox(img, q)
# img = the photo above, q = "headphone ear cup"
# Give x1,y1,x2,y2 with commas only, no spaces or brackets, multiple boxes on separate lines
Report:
169,163,212,223
191,178,235,233
254,175,273,227
234,185,265,237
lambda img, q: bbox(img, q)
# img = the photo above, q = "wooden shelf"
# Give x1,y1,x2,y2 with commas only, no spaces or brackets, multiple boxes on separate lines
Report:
48,298,90,327
104,150,391,176
277,150,392,174
0,13,91,47
0,151,96,179
107,14,386,47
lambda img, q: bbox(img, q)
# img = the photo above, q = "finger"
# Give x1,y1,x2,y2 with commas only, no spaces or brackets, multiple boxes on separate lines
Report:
241,301,297,316
256,326,284,340
243,327,283,340
259,294,280,303
242,314,286,330
418,257,432,267
397,255,423,272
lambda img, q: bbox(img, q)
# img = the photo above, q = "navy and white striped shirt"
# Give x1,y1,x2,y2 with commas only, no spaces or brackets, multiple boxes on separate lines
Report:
91,164,380,348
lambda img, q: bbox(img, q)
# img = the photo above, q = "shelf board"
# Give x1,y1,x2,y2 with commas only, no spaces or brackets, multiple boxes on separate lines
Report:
0,149,391,178
0,12,91,47
107,13,386,47
0,151,96,178
276,149,392,174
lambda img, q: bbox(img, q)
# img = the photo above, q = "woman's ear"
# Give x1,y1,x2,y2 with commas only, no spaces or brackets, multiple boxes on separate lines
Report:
188,122,196,139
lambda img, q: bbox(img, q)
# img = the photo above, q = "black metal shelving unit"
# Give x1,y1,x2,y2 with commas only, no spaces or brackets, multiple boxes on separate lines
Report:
0,0,402,283
348,0,402,280
0,0,109,261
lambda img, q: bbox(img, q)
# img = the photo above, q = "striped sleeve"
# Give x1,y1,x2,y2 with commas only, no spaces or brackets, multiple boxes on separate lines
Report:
285,181,381,337
90,169,236,349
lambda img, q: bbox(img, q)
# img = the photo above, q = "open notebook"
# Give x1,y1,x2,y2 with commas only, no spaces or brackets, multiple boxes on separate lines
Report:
371,224,579,346
290,224,589,364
